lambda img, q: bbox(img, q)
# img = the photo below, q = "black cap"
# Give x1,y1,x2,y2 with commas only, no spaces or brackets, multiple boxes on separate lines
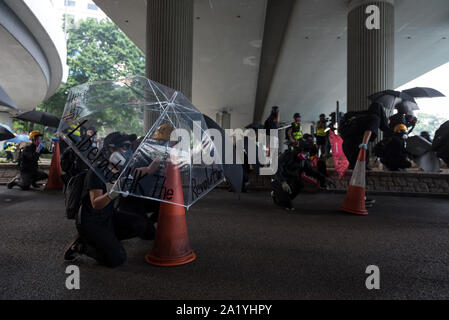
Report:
319,114,326,118
294,113,301,119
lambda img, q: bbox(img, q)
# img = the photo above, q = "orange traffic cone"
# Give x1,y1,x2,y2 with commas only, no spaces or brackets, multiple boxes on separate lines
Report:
145,161,196,267
45,141,63,190
340,130,372,215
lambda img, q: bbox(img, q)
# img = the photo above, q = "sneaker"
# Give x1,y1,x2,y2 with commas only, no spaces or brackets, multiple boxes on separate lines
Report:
286,207,295,211
365,198,376,204
32,183,41,188
64,237,83,262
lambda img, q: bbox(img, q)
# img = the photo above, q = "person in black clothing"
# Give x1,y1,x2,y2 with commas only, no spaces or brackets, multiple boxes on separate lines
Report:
379,124,412,171
388,102,418,137
271,145,326,211
64,132,155,268
60,127,96,185
420,131,432,143
341,102,390,169
264,106,280,136
7,131,50,190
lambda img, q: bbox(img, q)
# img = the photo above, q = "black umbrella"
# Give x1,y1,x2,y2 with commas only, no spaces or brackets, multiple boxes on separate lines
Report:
403,87,445,99
203,114,243,195
14,110,61,128
0,85,19,111
0,124,15,141
368,90,416,109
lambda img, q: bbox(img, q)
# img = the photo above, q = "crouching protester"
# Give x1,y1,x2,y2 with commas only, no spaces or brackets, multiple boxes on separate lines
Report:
7,131,50,190
64,132,155,268
271,145,327,211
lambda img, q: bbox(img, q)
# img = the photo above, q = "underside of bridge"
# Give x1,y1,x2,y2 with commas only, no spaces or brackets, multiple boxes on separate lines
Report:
94,0,449,128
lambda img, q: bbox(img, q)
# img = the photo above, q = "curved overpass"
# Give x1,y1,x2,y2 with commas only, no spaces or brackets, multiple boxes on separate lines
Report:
0,0,67,128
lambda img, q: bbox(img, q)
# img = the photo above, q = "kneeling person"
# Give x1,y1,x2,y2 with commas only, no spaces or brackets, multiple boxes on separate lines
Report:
7,131,49,190
64,132,155,268
271,145,326,211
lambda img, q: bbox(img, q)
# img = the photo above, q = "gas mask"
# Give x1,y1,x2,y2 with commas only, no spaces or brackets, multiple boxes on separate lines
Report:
109,151,127,168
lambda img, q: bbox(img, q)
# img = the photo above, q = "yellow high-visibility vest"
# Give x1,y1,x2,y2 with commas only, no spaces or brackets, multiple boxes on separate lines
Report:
316,121,326,136
291,122,303,140
69,123,81,137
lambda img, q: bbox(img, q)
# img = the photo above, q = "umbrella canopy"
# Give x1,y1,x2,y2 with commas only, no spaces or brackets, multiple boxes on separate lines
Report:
203,114,243,195
0,124,15,141
402,87,446,99
368,90,416,109
57,76,225,208
5,134,30,144
14,110,61,128
0,85,19,112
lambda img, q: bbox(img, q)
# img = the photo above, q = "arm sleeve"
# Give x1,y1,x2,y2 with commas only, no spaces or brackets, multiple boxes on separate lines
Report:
303,161,326,185
86,170,106,192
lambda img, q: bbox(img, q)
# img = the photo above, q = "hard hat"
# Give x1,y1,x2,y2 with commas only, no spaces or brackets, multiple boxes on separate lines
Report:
394,124,407,133
29,130,43,140
152,124,174,141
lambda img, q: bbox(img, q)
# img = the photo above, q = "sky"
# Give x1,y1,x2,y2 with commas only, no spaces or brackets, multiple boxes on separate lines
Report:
396,62,449,120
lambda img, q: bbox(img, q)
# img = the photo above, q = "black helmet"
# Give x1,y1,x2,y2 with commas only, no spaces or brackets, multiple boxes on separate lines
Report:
319,113,326,118
294,113,301,119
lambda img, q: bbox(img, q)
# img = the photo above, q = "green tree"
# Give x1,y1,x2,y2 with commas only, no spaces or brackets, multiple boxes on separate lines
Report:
414,112,446,137
34,18,145,125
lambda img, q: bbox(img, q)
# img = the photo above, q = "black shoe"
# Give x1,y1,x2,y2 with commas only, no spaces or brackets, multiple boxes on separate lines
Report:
7,180,17,189
64,237,83,262
32,183,41,188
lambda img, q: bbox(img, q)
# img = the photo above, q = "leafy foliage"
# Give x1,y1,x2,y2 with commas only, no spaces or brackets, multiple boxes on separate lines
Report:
414,112,447,137
17,19,145,136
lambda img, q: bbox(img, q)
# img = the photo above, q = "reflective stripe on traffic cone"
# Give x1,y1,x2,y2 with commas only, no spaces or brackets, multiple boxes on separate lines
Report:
340,130,372,215
145,161,196,267
45,142,63,190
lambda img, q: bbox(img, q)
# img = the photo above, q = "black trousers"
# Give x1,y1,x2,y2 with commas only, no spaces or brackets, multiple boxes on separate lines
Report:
271,179,303,209
12,170,48,190
342,115,380,169
76,210,155,268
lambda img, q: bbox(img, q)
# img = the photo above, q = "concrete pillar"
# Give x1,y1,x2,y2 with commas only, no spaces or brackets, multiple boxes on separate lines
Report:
145,0,194,132
347,0,394,112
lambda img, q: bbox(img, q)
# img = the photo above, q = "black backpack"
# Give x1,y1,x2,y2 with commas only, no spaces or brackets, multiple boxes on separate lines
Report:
64,170,88,220
339,111,364,138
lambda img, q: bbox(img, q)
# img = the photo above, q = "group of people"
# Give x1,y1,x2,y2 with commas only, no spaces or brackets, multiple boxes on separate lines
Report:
263,107,330,211
2,142,18,162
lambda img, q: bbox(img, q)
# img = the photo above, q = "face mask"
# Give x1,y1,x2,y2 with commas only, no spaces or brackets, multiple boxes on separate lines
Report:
109,151,126,168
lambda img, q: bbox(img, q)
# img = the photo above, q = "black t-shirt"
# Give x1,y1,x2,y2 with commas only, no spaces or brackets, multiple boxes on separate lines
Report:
81,169,114,218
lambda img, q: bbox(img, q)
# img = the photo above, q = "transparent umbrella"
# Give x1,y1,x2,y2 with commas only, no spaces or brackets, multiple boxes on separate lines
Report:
57,76,225,208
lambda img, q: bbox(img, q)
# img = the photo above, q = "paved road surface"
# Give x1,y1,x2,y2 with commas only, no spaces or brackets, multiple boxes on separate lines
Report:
0,187,448,299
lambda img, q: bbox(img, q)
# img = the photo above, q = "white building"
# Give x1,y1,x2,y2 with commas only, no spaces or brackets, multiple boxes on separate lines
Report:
0,0,68,129
51,0,108,33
